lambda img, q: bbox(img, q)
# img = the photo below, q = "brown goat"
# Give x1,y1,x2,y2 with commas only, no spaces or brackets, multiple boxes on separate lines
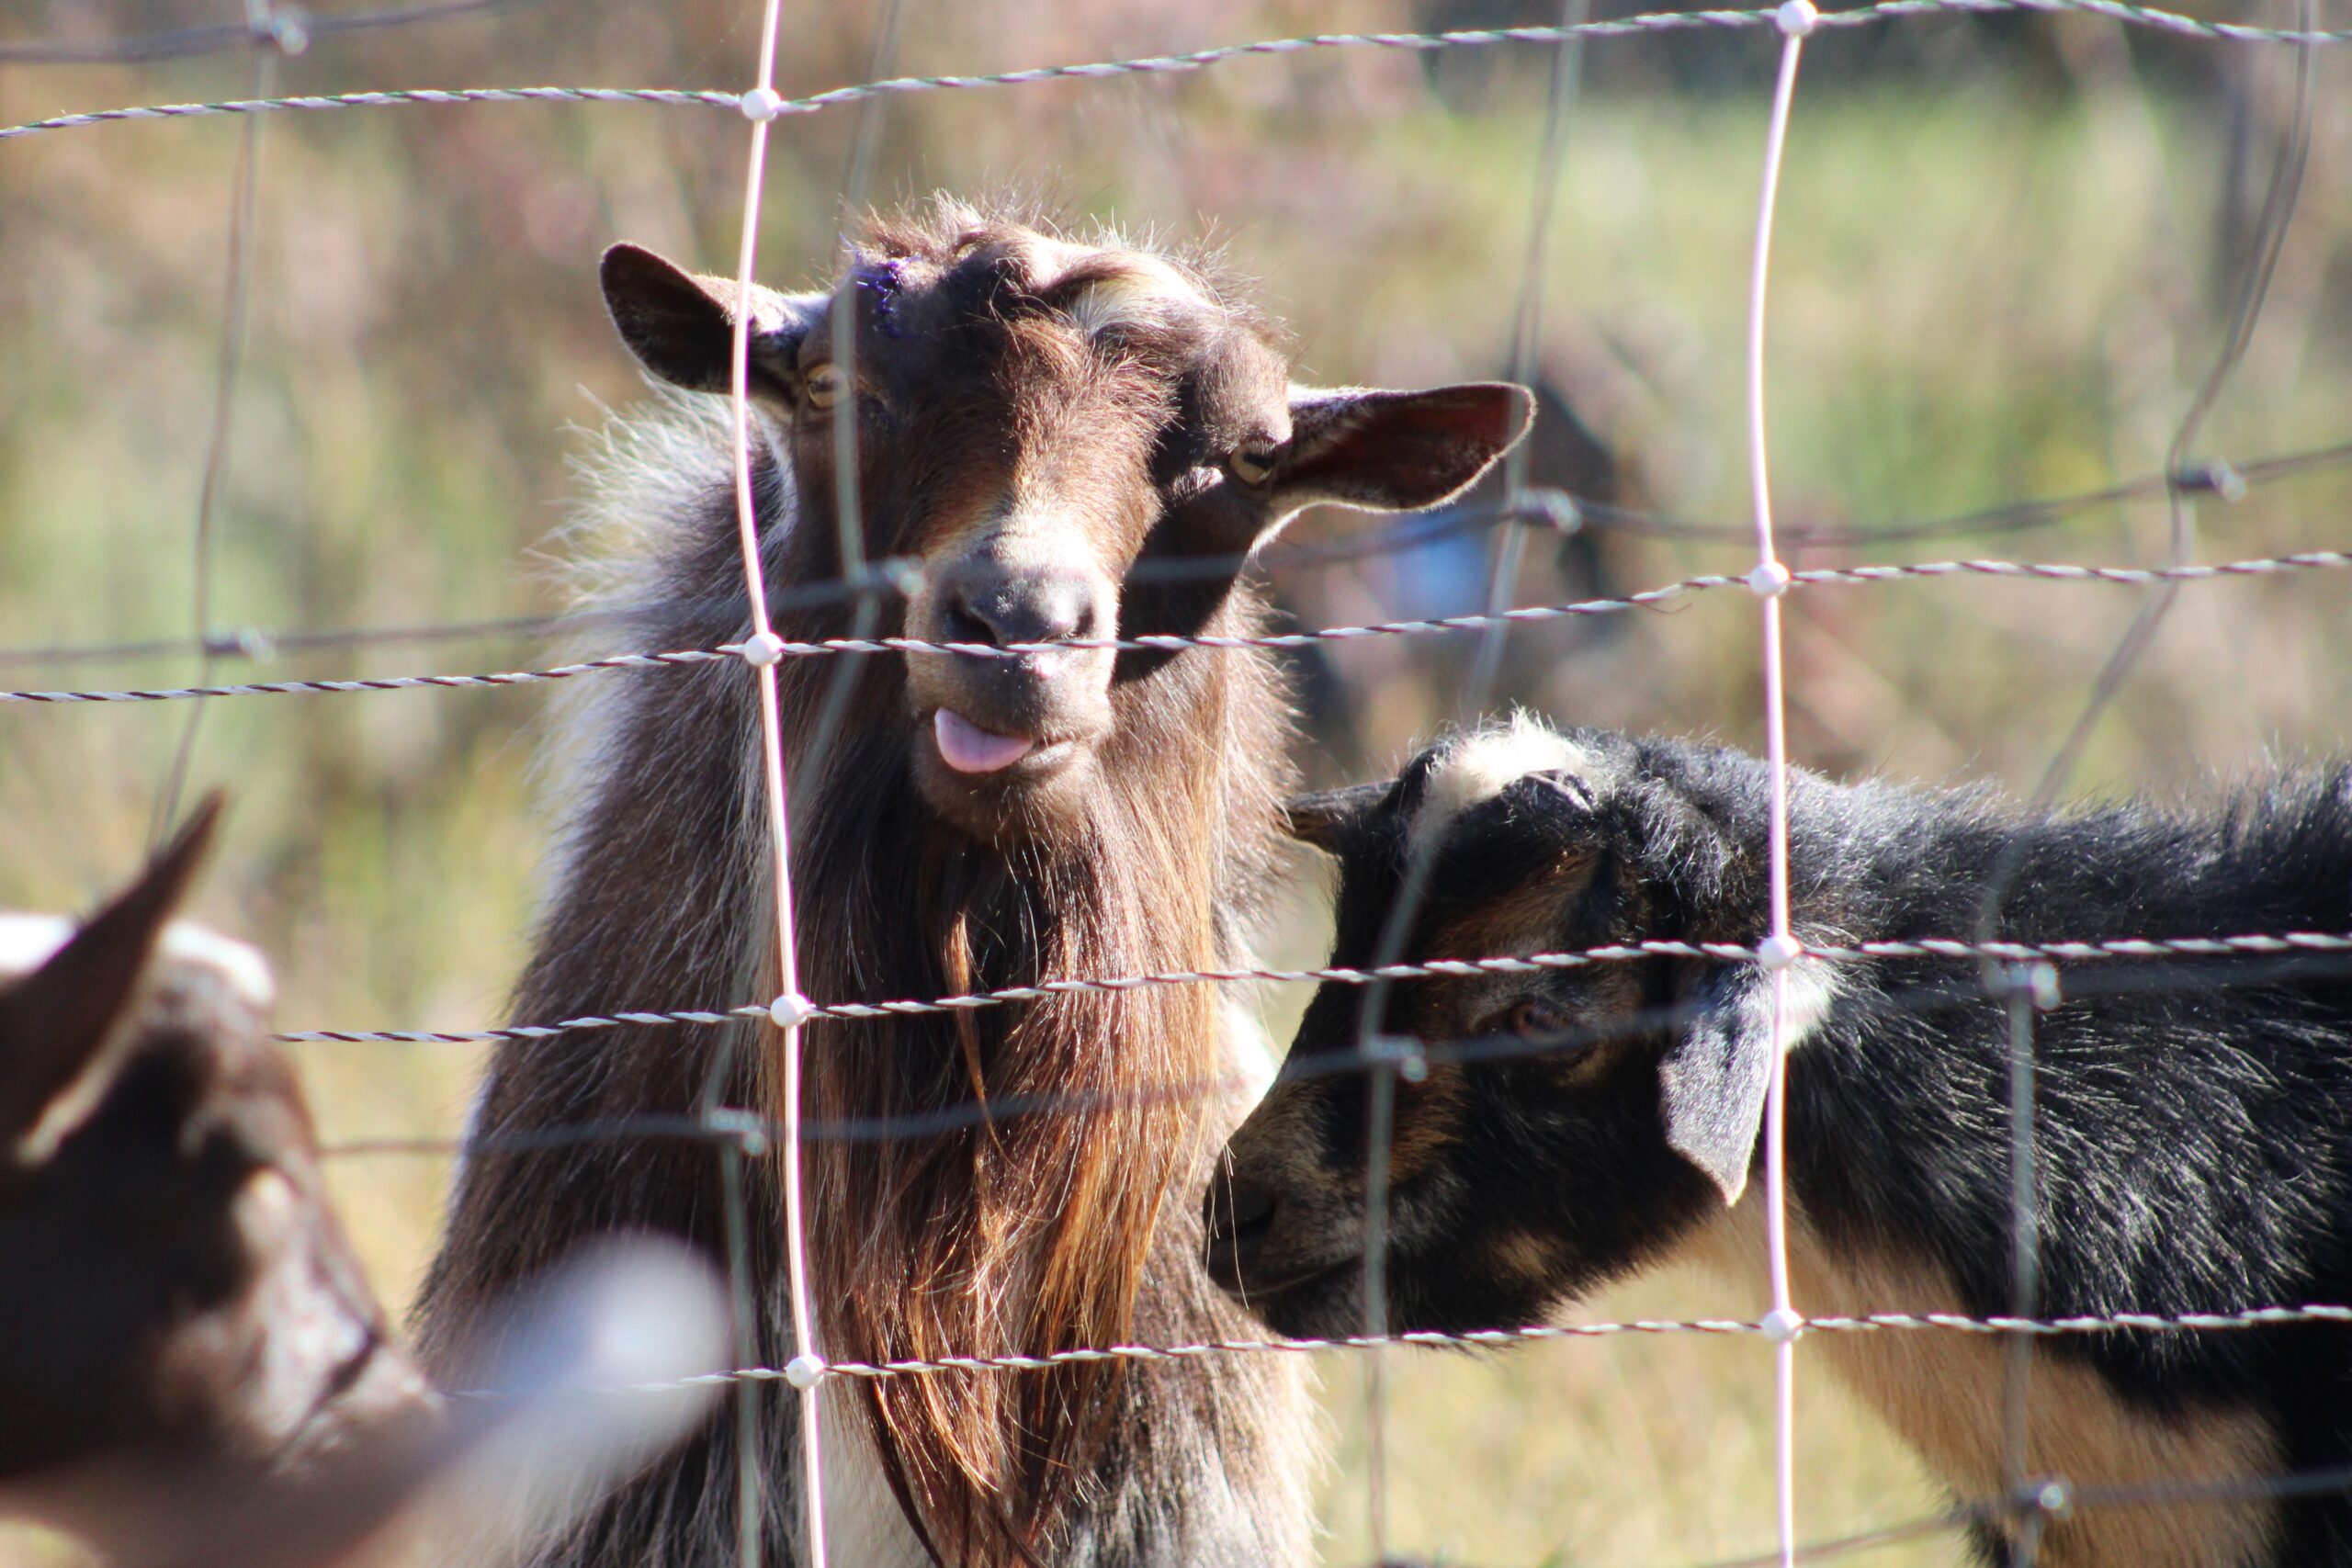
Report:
415,198,1532,1566
0,801,434,1557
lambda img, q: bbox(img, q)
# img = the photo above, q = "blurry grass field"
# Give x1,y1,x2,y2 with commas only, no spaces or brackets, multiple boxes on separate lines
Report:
4,1,2350,1561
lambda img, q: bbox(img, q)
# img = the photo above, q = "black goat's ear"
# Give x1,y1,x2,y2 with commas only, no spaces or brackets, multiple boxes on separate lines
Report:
0,795,222,1165
1283,781,1394,855
1269,383,1534,518
1657,962,1830,1207
600,243,824,401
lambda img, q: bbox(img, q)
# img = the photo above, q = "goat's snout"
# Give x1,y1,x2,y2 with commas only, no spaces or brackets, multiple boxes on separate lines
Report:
939,562,1102,649
907,551,1121,805
1201,1172,1280,1293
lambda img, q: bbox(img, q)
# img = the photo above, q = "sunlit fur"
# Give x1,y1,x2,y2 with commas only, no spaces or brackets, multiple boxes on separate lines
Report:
1216,720,2352,1566
416,202,1336,1568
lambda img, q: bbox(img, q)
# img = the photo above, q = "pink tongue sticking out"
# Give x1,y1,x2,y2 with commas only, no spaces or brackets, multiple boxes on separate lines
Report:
934,709,1036,774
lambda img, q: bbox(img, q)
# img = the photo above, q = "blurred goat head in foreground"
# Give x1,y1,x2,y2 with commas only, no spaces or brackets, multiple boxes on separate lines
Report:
0,801,729,1567
0,796,432,1520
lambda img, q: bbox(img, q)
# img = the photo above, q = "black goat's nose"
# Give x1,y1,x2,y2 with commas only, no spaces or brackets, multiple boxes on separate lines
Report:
948,570,1093,648
1203,1174,1279,1291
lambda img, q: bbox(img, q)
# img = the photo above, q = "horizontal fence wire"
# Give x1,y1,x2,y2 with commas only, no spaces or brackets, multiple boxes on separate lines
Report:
6,548,2350,705
302,939,2352,1161
6,0,2352,142
6,434,2352,671
446,1302,2352,1392
0,0,542,66
272,928,2352,1043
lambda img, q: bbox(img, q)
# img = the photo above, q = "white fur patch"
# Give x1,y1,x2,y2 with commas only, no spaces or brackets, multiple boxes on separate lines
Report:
1065,256,1204,337
1008,233,1203,337
1410,712,1591,853
1746,959,1839,1055
0,915,71,981
0,911,274,1010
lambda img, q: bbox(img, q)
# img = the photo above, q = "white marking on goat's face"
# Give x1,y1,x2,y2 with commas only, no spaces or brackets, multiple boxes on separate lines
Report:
0,914,72,980
1063,259,1206,338
0,914,273,1011
233,1168,376,1448
1408,713,1593,856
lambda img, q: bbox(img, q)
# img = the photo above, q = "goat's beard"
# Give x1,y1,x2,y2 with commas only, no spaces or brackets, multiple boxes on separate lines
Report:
776,669,1225,1567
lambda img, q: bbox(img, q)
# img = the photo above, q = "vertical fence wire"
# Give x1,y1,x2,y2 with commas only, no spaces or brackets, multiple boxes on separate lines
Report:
1742,6,1815,1566
152,8,278,845
1984,14,2319,1563
807,0,910,774
723,1,824,1562
1351,11,1589,1553
1999,965,2052,1567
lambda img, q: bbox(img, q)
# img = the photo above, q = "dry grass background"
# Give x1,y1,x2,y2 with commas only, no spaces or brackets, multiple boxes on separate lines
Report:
4,0,2351,1561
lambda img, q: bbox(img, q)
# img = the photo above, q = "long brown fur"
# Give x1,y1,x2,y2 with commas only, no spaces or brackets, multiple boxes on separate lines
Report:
417,201,1316,1567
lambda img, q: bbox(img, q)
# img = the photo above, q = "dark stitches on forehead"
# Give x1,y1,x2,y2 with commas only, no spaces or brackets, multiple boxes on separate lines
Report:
851,256,909,336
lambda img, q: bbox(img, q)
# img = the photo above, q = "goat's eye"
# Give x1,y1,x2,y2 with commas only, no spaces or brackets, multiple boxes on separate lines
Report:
803,364,845,411
1506,998,1573,1040
1226,448,1278,487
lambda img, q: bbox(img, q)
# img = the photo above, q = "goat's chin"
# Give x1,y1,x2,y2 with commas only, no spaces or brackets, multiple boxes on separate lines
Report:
910,736,1097,844
1219,1254,1369,1340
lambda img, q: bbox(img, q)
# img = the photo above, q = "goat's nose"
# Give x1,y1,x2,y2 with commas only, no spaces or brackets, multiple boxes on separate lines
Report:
947,569,1095,649
1202,1174,1279,1292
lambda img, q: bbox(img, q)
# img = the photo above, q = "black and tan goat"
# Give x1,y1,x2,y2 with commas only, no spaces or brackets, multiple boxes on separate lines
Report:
0,802,434,1555
1209,717,2352,1568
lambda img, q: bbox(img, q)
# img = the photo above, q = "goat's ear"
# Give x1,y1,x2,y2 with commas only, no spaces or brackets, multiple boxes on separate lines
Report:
600,243,822,401
1271,383,1534,518
0,795,223,1166
1283,781,1393,856
1657,962,1831,1207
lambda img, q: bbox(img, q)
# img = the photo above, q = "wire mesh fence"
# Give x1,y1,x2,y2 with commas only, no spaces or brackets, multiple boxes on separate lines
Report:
4,0,2349,1563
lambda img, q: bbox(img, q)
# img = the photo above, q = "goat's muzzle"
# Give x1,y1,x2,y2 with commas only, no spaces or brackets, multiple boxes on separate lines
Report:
1203,1138,1376,1338
905,555,1118,821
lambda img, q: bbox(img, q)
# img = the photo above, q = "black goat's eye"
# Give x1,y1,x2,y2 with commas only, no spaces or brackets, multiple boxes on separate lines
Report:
1226,448,1278,487
803,364,845,411
1507,998,1573,1040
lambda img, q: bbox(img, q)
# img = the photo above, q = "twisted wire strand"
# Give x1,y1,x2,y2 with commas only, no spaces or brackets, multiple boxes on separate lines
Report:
10,548,2350,705
454,1302,2352,1393
8,0,2352,141
6,437,2351,677
270,928,2352,1043
0,0,541,65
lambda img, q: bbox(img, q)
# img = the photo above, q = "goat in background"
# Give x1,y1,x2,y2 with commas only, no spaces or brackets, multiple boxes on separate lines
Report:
1210,716,2352,1568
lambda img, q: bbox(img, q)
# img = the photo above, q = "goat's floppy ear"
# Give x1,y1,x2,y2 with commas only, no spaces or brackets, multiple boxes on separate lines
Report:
0,795,223,1166
1283,781,1394,856
1657,963,1829,1206
1272,383,1534,516
600,243,822,401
